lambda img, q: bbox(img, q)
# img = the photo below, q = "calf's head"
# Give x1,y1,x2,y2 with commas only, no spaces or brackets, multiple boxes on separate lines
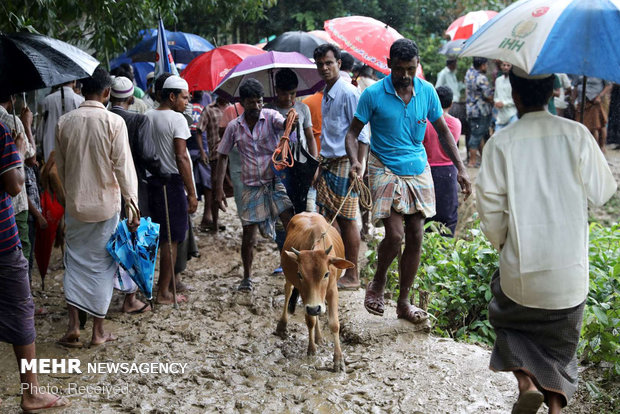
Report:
285,245,354,316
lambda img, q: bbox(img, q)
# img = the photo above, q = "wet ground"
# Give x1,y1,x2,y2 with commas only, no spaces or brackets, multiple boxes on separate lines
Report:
0,147,618,413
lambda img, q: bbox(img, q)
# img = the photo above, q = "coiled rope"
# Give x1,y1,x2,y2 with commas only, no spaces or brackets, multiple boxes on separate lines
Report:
271,108,297,171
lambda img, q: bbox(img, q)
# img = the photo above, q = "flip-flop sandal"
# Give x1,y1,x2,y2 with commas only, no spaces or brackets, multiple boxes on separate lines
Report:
272,267,284,275
127,303,151,314
22,395,71,413
237,278,254,292
364,282,385,316
56,337,83,349
396,303,429,324
511,390,544,414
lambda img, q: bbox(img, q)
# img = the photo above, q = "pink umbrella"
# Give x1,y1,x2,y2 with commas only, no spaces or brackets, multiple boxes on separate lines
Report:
181,44,266,92
325,16,403,75
445,10,498,40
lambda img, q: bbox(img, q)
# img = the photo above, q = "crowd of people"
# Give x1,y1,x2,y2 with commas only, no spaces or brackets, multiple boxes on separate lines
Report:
0,36,617,414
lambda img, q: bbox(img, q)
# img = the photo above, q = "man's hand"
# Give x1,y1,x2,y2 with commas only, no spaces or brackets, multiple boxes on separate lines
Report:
20,106,33,129
187,194,198,214
457,168,473,200
35,214,48,230
287,108,299,124
349,159,362,181
494,101,504,109
200,150,208,166
127,214,140,232
215,188,228,212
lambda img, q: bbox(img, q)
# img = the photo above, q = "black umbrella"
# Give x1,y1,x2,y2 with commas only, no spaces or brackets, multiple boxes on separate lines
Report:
438,39,467,56
0,32,99,95
264,31,327,59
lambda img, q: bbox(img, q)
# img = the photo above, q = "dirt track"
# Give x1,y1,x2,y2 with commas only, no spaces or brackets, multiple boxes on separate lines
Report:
0,147,618,413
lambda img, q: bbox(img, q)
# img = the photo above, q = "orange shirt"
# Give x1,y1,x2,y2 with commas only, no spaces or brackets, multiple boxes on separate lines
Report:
302,91,323,152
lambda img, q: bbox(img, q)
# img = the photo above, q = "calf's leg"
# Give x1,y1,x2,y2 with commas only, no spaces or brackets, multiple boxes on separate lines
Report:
314,317,323,345
276,281,293,338
326,286,344,372
305,314,317,355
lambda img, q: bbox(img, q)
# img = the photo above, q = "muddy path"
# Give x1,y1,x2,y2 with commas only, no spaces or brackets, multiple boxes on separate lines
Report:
1,147,618,413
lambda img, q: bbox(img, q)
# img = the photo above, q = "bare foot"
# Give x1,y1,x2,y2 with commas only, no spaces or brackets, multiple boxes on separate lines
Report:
156,292,188,305
90,332,117,347
337,274,360,290
57,330,82,348
21,393,70,413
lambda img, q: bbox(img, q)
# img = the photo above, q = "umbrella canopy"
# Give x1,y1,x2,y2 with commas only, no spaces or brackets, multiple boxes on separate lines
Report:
446,10,498,40
307,30,334,43
324,16,403,75
459,0,620,84
181,44,266,92
214,51,324,101
264,31,326,59
127,29,214,64
34,191,64,289
439,39,467,56
0,32,99,95
106,217,160,301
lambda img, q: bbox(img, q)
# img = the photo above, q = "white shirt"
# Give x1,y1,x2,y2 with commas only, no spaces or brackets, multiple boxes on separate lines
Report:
493,74,517,125
145,109,191,175
435,67,460,102
554,73,571,110
36,86,84,161
476,111,617,309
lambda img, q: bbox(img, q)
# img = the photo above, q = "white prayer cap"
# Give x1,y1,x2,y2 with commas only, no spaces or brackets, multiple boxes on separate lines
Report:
146,71,155,81
162,75,189,91
111,76,134,98
511,66,553,80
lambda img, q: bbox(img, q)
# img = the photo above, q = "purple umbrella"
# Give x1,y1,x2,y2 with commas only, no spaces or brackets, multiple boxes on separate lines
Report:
214,51,324,102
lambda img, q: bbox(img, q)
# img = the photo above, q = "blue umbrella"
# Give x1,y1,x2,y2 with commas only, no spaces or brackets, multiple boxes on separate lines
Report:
459,0,620,83
126,29,214,64
107,217,160,301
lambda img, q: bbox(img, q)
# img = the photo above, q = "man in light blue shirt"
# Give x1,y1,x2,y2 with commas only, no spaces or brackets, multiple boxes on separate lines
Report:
314,43,369,289
345,39,471,324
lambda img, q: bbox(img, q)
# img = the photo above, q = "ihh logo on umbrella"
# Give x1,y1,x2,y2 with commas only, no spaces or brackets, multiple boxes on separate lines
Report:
532,7,550,17
499,20,538,52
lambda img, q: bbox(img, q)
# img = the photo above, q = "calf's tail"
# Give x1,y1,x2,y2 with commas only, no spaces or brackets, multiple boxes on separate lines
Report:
287,288,299,314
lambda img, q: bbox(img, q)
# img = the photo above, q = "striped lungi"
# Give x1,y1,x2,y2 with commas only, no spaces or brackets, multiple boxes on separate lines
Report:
368,153,435,224
488,270,585,407
316,156,358,221
241,178,292,239
63,213,119,318
0,248,35,345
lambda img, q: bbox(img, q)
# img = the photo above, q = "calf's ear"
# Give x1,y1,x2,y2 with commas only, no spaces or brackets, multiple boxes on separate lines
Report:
285,251,299,262
329,257,355,269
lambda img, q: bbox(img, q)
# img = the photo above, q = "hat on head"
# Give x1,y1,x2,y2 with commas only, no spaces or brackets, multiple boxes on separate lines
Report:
511,66,553,80
110,76,134,98
162,75,188,91
146,71,155,81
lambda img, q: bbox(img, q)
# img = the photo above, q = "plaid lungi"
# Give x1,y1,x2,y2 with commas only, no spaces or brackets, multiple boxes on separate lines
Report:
241,178,292,239
488,270,585,407
368,153,435,224
316,156,358,221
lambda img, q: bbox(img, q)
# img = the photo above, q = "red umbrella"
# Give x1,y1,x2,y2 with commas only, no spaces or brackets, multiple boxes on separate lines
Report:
181,44,266,92
445,10,498,40
324,16,403,75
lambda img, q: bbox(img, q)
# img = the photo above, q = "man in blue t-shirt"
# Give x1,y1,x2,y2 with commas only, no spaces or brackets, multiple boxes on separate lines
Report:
345,39,472,324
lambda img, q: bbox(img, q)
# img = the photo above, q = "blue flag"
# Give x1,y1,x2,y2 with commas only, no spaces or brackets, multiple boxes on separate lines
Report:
154,18,178,78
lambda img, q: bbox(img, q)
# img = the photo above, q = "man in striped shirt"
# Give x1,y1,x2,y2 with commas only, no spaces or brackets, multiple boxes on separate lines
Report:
215,79,296,292
0,121,69,411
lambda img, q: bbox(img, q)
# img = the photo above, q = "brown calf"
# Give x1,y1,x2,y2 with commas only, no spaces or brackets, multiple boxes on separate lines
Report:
276,212,354,372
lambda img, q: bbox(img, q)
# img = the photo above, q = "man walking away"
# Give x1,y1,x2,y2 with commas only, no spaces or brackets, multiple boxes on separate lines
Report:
55,68,140,347
477,67,617,414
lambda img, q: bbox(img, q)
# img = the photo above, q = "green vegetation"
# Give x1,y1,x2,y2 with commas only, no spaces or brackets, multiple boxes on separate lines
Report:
362,219,620,379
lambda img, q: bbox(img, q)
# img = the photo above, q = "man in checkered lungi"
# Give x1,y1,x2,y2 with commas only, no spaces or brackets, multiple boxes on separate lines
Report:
346,39,471,324
215,79,296,292
313,43,370,290
477,67,617,413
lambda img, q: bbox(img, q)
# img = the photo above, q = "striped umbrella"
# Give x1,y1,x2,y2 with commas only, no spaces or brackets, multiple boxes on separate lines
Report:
459,0,620,84
446,10,498,40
